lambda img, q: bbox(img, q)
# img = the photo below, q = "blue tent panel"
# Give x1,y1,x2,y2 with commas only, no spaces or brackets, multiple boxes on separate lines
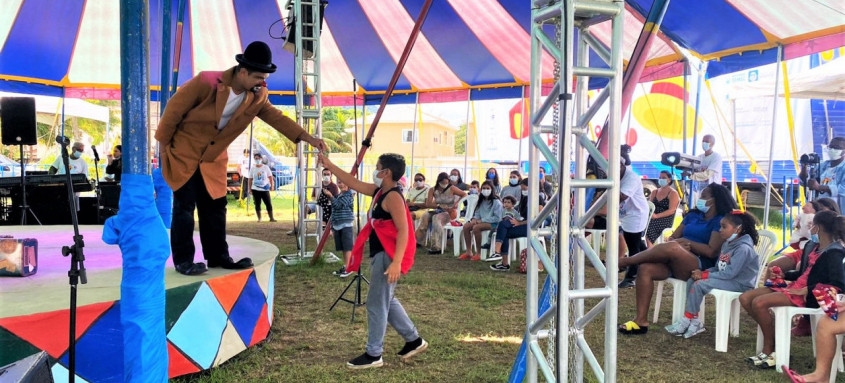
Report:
0,1,84,81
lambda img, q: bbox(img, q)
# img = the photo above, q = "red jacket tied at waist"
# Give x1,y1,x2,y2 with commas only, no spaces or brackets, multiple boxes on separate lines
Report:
347,207,416,275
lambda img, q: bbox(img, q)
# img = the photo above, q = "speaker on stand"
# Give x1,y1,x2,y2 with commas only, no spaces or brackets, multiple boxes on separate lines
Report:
0,97,40,225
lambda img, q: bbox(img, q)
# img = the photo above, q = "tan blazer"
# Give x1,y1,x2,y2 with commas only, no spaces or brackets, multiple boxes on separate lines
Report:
156,67,305,199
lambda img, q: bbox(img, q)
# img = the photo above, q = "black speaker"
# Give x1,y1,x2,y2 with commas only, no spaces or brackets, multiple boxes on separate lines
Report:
283,0,327,58
0,97,37,146
0,351,53,383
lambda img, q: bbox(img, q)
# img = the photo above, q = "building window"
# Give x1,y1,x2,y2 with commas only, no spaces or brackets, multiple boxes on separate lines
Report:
402,129,418,143
433,135,439,144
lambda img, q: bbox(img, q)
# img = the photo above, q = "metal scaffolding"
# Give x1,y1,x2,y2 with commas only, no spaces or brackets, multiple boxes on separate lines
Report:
525,1,624,382
281,0,336,264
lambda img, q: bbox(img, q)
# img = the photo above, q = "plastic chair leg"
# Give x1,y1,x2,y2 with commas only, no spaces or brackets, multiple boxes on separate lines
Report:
773,307,793,373
714,295,733,352
670,282,686,325
653,281,664,324
730,299,741,337
756,325,764,354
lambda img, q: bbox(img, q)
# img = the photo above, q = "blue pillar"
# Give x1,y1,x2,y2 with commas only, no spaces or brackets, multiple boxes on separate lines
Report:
121,0,149,175
117,1,169,381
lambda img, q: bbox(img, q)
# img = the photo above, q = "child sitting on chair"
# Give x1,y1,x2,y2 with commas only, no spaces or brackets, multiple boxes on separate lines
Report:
665,210,760,338
789,201,817,250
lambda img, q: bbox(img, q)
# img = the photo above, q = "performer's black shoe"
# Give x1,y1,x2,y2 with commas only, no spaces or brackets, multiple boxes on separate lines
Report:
175,262,208,276
208,256,253,269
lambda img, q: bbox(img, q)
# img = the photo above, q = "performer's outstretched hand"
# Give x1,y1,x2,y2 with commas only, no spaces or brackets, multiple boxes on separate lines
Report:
308,135,328,152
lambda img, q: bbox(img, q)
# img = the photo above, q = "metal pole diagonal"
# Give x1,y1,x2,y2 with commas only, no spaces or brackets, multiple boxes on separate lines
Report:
310,0,434,263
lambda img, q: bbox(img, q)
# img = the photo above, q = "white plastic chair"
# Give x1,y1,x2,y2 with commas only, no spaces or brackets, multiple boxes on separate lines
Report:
755,307,834,373
708,229,776,352
441,194,477,255
642,201,656,243
653,229,777,327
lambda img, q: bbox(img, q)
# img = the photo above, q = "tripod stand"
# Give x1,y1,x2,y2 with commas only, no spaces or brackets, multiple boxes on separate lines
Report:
329,265,369,323
57,136,87,383
17,144,40,225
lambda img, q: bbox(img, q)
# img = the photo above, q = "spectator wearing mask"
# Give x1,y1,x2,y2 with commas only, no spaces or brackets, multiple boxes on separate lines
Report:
501,170,523,204
459,181,503,261
802,137,845,208
406,173,430,220
486,167,501,195
449,168,468,191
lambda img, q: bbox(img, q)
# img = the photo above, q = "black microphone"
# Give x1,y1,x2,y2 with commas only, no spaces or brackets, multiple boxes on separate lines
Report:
92,146,100,162
56,135,70,146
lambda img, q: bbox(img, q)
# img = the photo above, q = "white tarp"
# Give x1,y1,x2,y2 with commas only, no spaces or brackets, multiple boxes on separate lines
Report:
0,91,110,124
725,56,845,101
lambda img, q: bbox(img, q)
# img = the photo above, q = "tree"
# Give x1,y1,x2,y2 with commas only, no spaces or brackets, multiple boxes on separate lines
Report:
455,123,466,155
321,107,353,153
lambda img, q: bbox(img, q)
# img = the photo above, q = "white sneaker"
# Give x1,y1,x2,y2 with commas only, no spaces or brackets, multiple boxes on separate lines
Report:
665,317,690,336
486,253,502,262
683,318,705,339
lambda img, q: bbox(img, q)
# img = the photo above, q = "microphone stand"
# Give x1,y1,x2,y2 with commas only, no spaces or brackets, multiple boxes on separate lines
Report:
91,146,102,224
57,136,87,383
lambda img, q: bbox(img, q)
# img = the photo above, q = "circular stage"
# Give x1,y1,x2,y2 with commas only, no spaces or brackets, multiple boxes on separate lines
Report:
0,225,278,382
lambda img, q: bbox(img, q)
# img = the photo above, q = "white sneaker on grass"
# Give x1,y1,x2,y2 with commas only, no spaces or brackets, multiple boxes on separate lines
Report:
665,317,690,336
486,253,502,262
683,318,705,339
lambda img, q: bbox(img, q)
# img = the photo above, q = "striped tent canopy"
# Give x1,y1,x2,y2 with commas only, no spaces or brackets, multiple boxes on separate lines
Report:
0,0,842,104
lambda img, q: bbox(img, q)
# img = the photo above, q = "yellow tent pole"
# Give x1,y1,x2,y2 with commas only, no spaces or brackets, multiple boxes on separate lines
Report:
781,60,806,205
735,184,745,212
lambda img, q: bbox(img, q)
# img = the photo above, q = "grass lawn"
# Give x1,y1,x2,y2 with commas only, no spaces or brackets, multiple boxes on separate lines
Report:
173,196,814,382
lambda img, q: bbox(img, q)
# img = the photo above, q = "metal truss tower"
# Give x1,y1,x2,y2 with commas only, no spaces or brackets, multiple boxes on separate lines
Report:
526,1,624,382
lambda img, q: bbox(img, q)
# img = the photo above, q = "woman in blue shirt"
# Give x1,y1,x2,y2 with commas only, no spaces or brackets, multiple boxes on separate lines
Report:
618,183,737,334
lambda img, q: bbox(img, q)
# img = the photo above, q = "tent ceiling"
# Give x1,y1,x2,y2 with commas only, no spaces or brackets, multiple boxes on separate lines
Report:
0,0,842,103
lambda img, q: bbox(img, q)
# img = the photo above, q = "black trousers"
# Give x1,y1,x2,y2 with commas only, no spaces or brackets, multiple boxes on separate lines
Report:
622,230,646,279
252,189,273,217
171,170,229,266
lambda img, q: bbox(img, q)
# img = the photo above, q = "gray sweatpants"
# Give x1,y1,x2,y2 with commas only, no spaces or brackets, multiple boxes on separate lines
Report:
685,278,749,315
366,251,419,356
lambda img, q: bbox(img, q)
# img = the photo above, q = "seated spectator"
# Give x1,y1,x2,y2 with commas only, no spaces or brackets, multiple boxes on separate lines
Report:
468,180,480,195
664,211,760,338
414,172,467,254
501,170,523,204
485,167,502,195
459,181,503,261
739,210,845,369
449,168,468,191
801,137,845,209
287,168,339,236
488,178,546,271
538,166,553,200
617,183,736,335
646,170,681,247
763,197,838,336
407,173,430,219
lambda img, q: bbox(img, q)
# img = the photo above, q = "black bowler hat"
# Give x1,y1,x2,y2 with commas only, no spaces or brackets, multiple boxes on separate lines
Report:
235,41,277,73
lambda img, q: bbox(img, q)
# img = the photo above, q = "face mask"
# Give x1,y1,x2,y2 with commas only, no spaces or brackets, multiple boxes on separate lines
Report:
488,172,495,179
509,178,519,185
449,175,458,182
481,189,491,197
469,189,478,195
521,190,529,196
811,229,819,243
702,142,711,151
828,148,843,160
439,181,449,188
658,179,669,187
372,169,383,188
696,198,711,213
539,173,545,180
727,226,741,242
415,181,424,188
73,150,83,158
322,176,331,183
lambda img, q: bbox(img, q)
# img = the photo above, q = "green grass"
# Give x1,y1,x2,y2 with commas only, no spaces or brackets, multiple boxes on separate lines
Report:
172,204,820,382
